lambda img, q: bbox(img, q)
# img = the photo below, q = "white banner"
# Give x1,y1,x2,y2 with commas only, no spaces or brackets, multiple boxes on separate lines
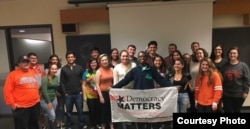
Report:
110,87,178,123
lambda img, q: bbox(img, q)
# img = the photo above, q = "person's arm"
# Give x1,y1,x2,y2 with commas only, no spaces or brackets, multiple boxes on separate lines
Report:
81,70,88,102
60,67,66,95
212,72,223,111
82,80,87,102
41,77,50,104
95,70,104,103
3,72,17,110
113,68,134,88
152,67,172,87
194,75,200,108
242,63,250,99
113,65,119,85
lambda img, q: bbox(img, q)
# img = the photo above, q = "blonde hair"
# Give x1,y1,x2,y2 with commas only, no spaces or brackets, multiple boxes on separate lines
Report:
98,54,108,62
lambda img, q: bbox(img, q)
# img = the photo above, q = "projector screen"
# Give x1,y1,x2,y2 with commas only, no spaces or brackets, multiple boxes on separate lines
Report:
108,0,213,57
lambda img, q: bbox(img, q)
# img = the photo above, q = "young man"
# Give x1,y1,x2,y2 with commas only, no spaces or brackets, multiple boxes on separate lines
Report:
190,42,200,62
60,51,87,129
4,55,40,129
127,44,138,64
146,41,160,66
27,52,46,128
164,43,177,66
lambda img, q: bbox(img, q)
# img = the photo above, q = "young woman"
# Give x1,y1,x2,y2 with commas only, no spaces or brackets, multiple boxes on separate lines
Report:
210,44,227,73
167,50,182,75
95,54,114,129
195,58,222,113
222,47,250,113
40,64,59,129
171,59,191,113
110,48,120,68
45,55,64,128
189,48,209,112
210,44,227,112
113,50,136,129
153,55,167,88
82,59,100,129
113,50,137,89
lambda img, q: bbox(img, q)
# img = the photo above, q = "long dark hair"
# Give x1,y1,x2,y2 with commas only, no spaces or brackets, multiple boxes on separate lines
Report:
210,44,225,61
88,58,99,74
152,55,166,73
47,54,62,69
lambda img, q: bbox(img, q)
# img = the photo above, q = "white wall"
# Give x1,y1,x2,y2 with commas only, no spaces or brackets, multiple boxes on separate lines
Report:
108,0,214,57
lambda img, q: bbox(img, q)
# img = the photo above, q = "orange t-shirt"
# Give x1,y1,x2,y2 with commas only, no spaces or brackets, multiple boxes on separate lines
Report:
4,68,40,108
99,67,113,91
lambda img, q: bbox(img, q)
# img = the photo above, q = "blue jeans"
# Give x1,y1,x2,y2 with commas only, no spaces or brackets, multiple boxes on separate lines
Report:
56,95,65,122
177,93,190,113
65,93,85,128
40,98,57,121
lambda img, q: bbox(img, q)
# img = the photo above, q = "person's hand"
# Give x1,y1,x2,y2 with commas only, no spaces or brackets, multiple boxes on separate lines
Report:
176,85,181,91
56,91,62,97
242,93,248,99
195,101,198,109
212,102,217,111
100,97,105,104
184,81,191,90
11,104,18,111
83,96,87,102
48,102,53,110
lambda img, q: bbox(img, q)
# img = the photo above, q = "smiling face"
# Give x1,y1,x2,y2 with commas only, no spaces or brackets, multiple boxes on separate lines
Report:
90,60,98,70
29,55,38,66
91,50,99,59
137,52,147,66
191,43,199,53
99,55,109,68
228,49,239,62
148,44,157,55
51,56,58,64
213,46,223,57
48,64,58,76
173,60,184,72
66,53,76,65
111,49,119,60
18,61,30,72
153,56,162,68
127,46,136,58
120,51,129,64
200,60,209,73
172,51,181,61
196,49,205,61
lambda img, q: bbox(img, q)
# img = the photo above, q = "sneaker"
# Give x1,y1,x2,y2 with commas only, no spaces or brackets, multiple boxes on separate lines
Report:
96,125,101,129
82,125,88,129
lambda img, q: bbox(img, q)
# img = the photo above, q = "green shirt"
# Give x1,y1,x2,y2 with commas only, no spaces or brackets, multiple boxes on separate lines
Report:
41,75,59,103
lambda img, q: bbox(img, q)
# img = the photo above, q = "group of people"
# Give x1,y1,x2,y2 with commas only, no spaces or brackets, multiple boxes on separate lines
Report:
3,40,250,129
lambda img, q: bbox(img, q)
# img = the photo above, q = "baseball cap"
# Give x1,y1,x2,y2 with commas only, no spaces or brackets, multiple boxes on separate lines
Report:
18,55,30,63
